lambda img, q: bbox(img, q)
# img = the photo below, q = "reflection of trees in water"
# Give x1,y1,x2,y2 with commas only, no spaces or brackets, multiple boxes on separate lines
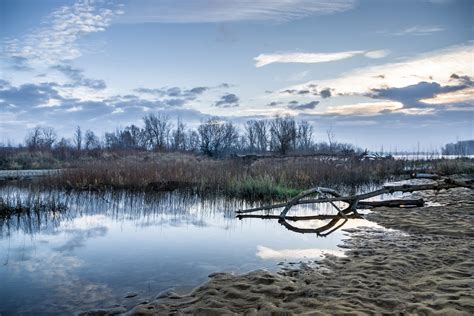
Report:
0,183,383,238
237,183,404,237
238,194,358,237
0,187,249,237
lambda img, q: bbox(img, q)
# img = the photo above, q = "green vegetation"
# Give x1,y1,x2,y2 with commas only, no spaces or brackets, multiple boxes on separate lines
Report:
227,176,302,200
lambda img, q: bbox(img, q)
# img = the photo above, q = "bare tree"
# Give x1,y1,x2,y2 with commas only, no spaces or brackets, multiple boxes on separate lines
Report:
269,116,297,155
143,113,172,150
41,127,57,149
125,124,144,149
254,120,268,152
84,130,100,150
198,118,239,157
327,126,336,152
222,121,239,152
73,126,82,151
244,120,257,152
25,127,42,150
236,135,248,152
25,126,57,150
297,120,313,151
198,118,220,156
171,118,187,151
187,130,200,152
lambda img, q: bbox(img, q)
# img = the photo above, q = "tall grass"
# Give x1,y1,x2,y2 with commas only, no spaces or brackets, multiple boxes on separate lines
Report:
37,154,413,199
429,158,474,175
0,191,68,219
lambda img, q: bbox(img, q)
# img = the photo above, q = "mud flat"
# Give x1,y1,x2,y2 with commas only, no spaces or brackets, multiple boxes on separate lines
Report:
84,186,474,315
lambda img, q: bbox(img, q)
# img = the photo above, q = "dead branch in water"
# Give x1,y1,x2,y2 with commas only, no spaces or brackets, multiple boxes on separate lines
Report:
236,176,473,236
237,214,362,221
237,179,472,215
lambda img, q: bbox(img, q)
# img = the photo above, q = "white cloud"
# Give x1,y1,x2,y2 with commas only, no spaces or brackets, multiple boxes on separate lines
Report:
4,0,123,67
256,245,345,260
326,101,403,115
420,88,474,104
255,49,388,67
282,44,474,96
118,0,355,24
364,49,390,59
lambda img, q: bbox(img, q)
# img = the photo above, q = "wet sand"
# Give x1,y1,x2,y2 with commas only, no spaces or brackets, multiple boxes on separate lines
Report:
84,186,474,315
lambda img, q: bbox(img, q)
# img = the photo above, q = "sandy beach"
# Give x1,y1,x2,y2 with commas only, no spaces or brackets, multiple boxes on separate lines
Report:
84,185,474,315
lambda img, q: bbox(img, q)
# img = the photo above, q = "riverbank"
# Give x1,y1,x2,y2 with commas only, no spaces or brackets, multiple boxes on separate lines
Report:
84,183,473,315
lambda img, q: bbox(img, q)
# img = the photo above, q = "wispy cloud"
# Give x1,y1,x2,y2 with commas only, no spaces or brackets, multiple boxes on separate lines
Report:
392,25,445,36
377,25,445,36
255,50,389,67
326,101,403,116
118,0,355,24
3,0,122,67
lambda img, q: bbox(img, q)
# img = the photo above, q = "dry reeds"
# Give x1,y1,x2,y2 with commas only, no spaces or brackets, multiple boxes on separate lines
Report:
39,155,410,199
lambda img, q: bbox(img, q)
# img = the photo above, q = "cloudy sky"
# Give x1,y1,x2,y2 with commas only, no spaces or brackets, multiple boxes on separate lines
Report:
0,0,472,151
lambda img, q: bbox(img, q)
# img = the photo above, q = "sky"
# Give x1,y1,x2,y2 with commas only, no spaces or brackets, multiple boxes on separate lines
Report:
0,0,473,151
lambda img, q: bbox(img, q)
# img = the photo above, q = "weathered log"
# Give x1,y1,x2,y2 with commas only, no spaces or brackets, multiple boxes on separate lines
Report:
237,181,468,214
279,187,342,219
236,177,471,236
237,214,362,221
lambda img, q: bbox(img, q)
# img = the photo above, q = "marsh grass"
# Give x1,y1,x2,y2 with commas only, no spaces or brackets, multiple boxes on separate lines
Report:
0,191,68,219
37,154,414,199
429,158,474,175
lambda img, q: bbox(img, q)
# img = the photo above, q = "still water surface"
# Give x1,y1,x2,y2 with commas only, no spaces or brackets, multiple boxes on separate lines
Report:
0,187,384,314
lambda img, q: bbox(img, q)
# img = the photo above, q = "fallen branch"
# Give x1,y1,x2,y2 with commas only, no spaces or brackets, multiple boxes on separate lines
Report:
237,180,471,214
237,214,362,221
236,177,472,236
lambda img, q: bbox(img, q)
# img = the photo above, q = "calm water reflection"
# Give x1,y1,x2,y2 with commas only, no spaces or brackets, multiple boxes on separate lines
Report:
0,186,384,314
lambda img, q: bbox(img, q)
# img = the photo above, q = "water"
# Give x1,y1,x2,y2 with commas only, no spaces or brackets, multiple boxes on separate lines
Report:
392,154,474,160
0,187,385,314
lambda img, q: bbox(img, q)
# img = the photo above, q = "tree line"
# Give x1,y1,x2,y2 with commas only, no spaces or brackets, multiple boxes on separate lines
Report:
20,114,358,158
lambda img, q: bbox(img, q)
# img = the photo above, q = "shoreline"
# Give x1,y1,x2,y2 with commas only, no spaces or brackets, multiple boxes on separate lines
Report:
83,186,474,315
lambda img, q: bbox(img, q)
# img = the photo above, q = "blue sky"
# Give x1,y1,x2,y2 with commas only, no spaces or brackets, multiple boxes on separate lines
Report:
0,0,473,150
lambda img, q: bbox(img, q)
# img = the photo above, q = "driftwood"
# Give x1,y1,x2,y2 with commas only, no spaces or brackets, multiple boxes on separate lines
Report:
236,177,473,237
237,214,362,221
236,179,472,215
